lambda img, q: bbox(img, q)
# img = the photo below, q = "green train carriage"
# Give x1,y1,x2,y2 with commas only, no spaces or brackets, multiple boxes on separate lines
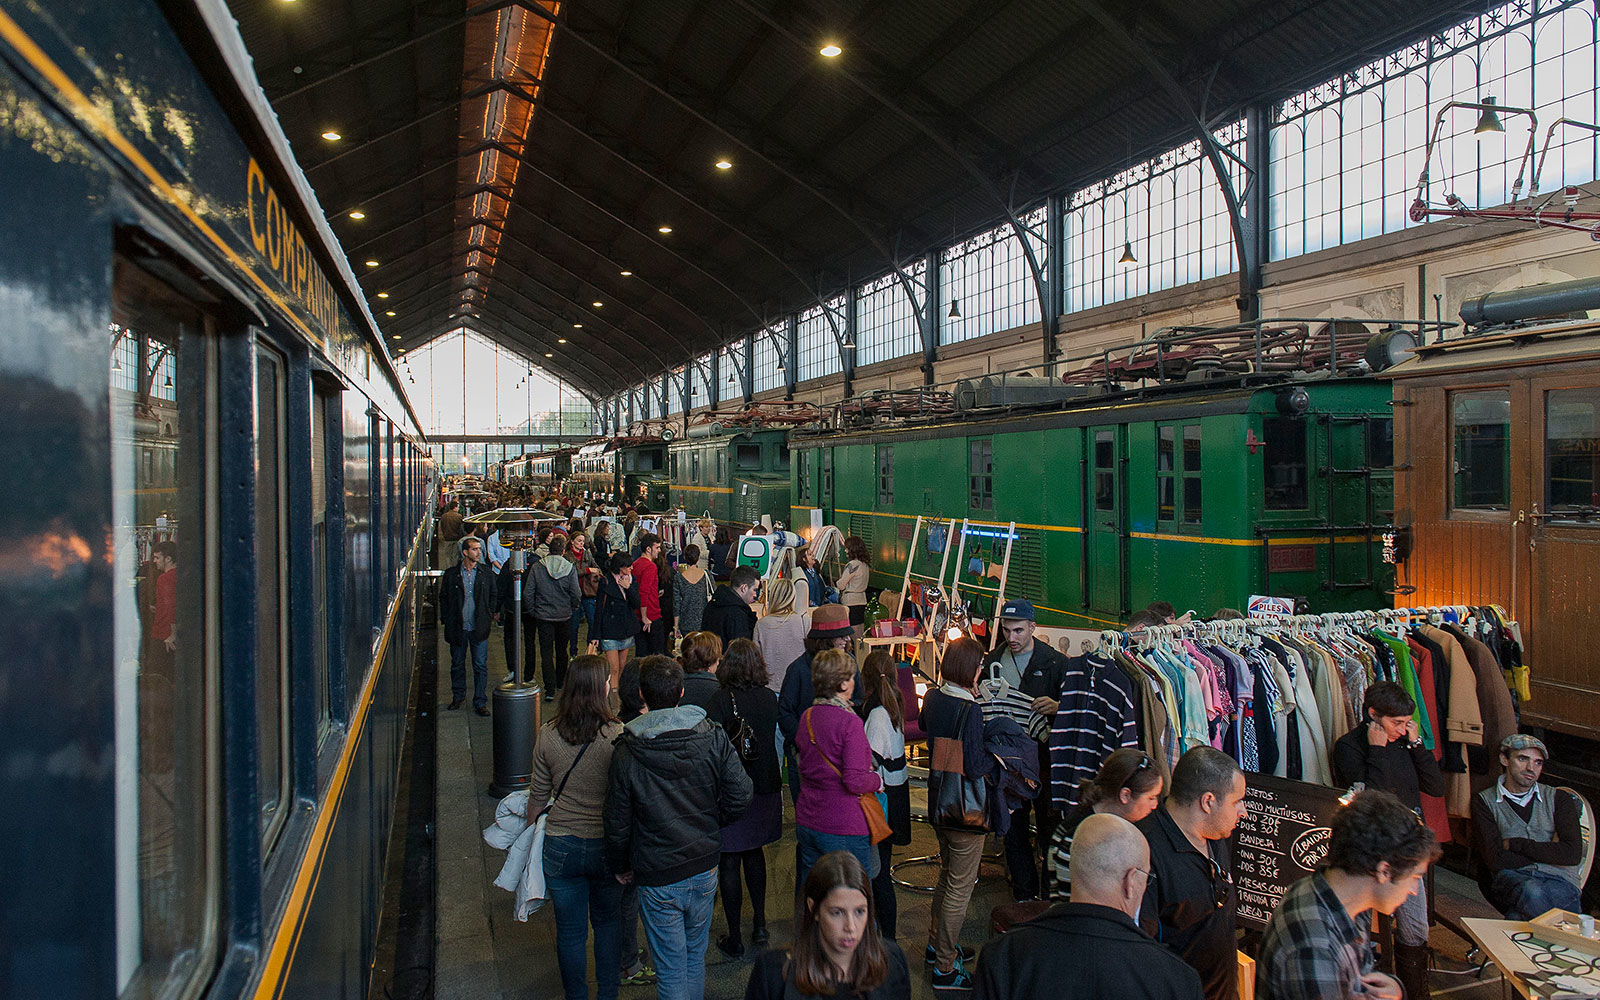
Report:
668,425,793,529
573,437,670,509
792,324,1409,630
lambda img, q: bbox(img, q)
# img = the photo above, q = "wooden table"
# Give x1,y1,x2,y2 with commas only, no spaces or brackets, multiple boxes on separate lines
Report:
1461,916,1600,999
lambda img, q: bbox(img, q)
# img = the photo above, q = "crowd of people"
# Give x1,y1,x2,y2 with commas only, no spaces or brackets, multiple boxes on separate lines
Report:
442,488,1579,1000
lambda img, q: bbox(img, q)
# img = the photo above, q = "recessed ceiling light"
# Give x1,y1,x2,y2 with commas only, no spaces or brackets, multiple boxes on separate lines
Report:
390,334,400,339
573,323,583,328
386,310,396,317
544,353,554,358
348,210,365,220
819,43,842,58
592,301,603,308
377,292,389,299
558,338,567,344
620,270,632,276
322,130,342,141
657,225,673,234
715,159,733,170
364,259,379,268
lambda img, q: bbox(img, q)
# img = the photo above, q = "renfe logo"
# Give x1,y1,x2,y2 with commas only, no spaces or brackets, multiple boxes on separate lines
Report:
1290,827,1332,871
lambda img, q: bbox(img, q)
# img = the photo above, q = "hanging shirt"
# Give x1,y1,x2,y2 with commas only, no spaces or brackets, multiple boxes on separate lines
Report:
1050,653,1139,809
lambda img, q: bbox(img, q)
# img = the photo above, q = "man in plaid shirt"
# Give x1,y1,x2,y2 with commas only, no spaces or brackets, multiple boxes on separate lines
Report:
1258,791,1441,1000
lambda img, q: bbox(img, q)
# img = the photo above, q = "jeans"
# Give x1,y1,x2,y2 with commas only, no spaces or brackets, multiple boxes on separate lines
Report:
543,835,622,1000
449,637,489,708
618,881,648,975
639,868,718,1000
1491,868,1584,921
795,825,873,899
538,618,572,693
872,838,897,937
571,596,597,655
1004,796,1054,900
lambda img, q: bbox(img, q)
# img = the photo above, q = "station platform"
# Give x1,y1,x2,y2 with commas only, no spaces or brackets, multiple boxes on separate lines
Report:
375,614,1513,1000
426,621,1018,999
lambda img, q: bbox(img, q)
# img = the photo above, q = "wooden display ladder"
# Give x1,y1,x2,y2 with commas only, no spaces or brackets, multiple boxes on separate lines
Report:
877,516,1017,658
948,519,1018,643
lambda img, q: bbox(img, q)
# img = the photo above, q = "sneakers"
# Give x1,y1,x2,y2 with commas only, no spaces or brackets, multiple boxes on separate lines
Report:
925,944,976,966
930,956,974,992
619,964,656,986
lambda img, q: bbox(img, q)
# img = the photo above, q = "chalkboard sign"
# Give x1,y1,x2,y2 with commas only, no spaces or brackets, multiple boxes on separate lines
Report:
1231,774,1345,929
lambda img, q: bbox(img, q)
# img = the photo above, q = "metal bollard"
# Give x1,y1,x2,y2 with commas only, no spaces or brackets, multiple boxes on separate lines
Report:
488,680,541,797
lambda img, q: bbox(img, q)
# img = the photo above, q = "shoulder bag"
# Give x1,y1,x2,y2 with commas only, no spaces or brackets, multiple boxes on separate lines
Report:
805,707,892,844
928,700,991,832
721,688,758,764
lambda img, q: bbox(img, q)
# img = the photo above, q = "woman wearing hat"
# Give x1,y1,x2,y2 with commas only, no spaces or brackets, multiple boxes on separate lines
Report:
778,605,861,801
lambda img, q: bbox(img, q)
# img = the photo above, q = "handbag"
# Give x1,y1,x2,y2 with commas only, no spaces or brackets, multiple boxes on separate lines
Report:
805,707,892,845
722,689,758,764
928,700,991,832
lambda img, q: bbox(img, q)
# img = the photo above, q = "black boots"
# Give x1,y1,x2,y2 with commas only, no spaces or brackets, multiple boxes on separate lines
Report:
1393,943,1431,1000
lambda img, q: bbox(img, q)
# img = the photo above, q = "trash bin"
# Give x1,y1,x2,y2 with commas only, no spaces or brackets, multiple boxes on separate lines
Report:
488,680,541,797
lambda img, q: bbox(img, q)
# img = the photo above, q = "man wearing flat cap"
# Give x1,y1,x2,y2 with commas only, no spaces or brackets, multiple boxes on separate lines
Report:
1471,733,1586,920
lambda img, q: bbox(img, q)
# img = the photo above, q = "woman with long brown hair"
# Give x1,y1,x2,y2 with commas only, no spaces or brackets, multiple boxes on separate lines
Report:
743,851,909,999
857,650,910,936
529,654,624,1000
1047,747,1163,900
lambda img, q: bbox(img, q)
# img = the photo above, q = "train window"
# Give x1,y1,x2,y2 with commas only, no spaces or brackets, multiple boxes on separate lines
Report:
1094,430,1114,511
737,443,761,469
1546,388,1600,521
777,443,790,469
691,451,700,483
1157,427,1176,521
1450,390,1511,511
1182,425,1202,525
1368,417,1394,469
718,450,729,479
878,446,895,504
111,253,216,997
1263,417,1308,510
255,342,291,849
310,392,334,746
969,439,994,511
821,449,833,505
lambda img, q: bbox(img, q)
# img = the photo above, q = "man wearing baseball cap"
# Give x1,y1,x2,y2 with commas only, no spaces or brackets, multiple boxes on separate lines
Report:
982,598,1070,900
1471,733,1586,920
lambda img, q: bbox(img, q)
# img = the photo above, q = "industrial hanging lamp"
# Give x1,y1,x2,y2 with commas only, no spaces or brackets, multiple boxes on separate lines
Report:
1474,96,1505,137
1118,240,1138,265
948,298,961,320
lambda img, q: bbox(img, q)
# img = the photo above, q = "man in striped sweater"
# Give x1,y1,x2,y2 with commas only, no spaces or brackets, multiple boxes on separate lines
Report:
981,599,1069,901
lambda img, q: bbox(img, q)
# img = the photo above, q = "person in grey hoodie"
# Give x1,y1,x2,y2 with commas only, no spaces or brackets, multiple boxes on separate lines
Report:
527,533,583,700
605,656,753,1000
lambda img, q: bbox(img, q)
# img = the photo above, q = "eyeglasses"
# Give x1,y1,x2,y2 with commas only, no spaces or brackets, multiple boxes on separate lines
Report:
1131,866,1158,884
1208,856,1234,910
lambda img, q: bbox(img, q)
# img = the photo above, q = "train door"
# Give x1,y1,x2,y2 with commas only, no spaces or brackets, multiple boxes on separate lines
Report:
820,446,835,526
1526,376,1600,719
1087,424,1127,615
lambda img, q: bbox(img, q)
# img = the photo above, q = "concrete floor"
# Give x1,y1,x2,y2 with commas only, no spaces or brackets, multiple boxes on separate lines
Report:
432,620,1513,1000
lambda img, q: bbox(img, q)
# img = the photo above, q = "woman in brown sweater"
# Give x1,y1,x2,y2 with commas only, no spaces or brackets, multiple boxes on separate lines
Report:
530,654,625,1000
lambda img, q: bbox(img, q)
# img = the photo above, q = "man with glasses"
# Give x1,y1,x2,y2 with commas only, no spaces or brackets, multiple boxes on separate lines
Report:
975,813,1203,999
1257,790,1439,1000
1138,747,1249,1000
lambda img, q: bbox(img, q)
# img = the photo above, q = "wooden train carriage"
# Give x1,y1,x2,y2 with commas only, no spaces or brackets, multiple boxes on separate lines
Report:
793,379,1396,631
1384,316,1600,737
669,426,793,528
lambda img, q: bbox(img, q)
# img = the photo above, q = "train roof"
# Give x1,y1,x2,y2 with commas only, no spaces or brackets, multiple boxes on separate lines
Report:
1381,319,1600,379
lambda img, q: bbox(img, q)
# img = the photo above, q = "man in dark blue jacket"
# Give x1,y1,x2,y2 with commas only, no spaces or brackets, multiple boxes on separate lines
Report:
441,536,495,715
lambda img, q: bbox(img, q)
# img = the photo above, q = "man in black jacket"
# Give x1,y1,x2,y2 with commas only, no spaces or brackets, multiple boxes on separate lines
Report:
1330,681,1444,1000
605,656,753,1000
703,564,760,645
976,813,1203,1000
440,536,495,715
981,599,1069,900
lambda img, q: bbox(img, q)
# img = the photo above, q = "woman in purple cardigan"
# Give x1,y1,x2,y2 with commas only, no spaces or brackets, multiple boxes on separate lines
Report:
795,648,883,895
